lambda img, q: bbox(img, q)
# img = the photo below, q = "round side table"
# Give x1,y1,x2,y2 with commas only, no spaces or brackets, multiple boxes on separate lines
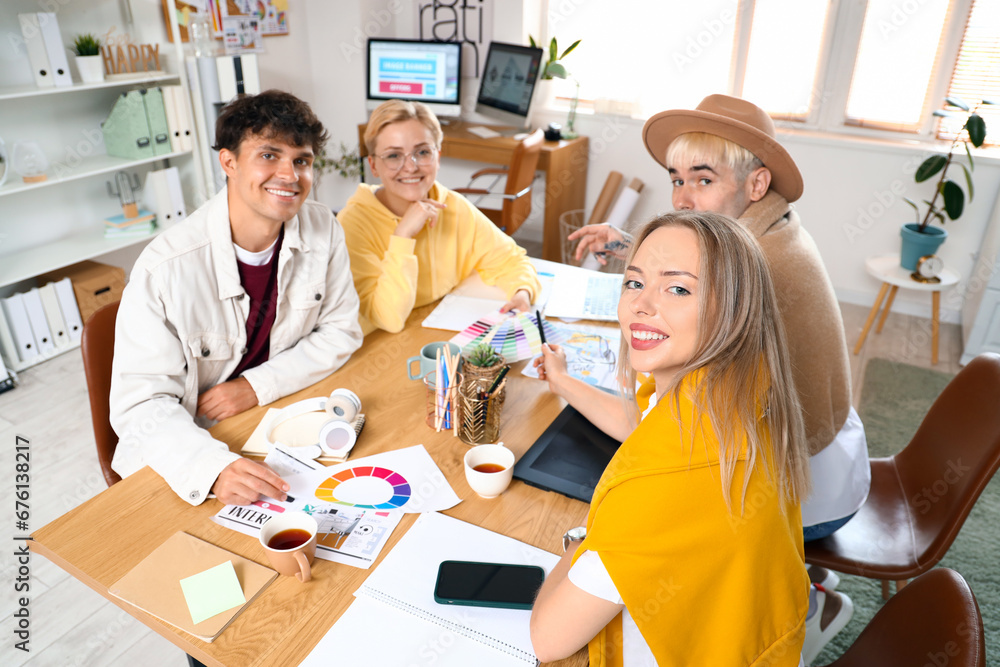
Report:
853,254,960,365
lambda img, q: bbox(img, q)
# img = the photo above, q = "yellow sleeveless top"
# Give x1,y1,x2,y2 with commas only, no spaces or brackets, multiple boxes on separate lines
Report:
574,372,808,666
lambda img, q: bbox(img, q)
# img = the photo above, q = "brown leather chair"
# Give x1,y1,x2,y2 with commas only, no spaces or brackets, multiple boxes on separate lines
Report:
806,353,1000,598
81,300,121,486
819,568,985,667
453,129,544,236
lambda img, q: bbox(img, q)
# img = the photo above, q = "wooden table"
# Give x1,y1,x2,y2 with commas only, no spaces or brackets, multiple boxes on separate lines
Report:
30,302,590,666
358,121,589,262
853,253,960,365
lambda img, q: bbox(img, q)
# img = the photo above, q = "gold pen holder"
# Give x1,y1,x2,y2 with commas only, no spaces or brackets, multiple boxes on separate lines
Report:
425,371,462,432
458,378,505,445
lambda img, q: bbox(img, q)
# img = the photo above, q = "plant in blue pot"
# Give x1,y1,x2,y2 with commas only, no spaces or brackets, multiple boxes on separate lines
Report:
900,96,994,270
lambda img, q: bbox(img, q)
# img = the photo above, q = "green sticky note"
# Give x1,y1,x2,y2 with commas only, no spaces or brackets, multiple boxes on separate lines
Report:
180,561,247,625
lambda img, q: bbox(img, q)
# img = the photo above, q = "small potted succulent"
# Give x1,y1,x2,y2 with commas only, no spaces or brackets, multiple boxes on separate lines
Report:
462,342,506,386
71,33,104,84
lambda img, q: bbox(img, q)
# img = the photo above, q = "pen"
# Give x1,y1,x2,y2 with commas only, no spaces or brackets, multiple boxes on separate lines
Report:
486,365,509,397
536,310,547,347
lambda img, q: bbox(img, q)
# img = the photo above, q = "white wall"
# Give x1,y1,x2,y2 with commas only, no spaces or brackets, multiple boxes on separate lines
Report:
266,0,1000,324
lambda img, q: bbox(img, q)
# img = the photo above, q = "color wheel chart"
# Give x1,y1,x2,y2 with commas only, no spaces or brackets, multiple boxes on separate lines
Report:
449,310,566,362
315,466,411,510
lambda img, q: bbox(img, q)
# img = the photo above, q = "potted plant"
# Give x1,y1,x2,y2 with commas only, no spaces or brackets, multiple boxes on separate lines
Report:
312,143,362,196
528,35,581,110
900,96,993,270
462,342,506,386
71,33,104,84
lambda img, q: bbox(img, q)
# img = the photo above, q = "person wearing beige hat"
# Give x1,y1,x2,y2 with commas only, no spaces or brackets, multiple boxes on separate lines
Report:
557,94,870,663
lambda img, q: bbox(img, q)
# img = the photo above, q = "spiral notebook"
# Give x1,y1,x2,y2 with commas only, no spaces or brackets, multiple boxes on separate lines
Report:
300,512,559,666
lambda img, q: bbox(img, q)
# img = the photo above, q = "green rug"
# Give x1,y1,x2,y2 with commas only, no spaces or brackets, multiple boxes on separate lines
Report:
814,358,999,665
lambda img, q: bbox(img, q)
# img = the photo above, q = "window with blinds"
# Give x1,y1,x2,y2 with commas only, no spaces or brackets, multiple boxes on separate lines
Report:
740,0,829,121
938,0,999,146
844,0,952,132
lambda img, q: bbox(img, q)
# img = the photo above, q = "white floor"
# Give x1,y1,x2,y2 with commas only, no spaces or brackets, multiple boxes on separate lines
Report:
0,301,963,667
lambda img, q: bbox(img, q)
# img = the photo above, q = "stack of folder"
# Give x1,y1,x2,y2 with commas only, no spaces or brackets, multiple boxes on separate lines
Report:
0,279,83,370
18,12,72,88
102,86,195,160
104,208,156,239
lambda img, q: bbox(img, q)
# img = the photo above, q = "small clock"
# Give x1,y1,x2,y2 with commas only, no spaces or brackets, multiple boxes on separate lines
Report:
912,254,944,283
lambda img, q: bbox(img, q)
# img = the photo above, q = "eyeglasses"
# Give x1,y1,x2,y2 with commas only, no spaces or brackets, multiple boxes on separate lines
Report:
374,146,438,171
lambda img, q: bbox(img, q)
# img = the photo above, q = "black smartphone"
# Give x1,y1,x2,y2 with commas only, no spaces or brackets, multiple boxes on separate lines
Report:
433,560,545,610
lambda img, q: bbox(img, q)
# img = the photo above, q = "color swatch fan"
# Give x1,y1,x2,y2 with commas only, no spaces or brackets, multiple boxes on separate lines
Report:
449,310,565,362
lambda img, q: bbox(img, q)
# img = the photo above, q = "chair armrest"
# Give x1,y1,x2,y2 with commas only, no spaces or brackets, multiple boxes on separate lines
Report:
453,188,492,196
469,167,509,179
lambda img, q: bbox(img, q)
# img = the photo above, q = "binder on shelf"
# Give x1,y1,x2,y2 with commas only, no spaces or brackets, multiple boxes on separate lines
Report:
164,166,187,223
52,278,83,343
142,88,173,156
38,283,70,349
18,13,54,88
103,90,154,160
144,167,187,228
161,85,181,153
163,85,194,153
36,12,72,87
0,307,23,369
1,293,39,362
22,288,55,356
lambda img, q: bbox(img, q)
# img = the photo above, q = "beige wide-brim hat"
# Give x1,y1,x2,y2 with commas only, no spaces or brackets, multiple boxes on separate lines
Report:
642,94,803,202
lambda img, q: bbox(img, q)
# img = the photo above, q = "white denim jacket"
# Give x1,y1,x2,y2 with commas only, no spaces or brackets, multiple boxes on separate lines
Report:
110,187,363,505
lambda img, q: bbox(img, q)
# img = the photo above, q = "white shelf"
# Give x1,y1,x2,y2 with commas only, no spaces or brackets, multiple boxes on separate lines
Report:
0,150,192,198
0,72,180,101
0,225,162,289
5,338,81,373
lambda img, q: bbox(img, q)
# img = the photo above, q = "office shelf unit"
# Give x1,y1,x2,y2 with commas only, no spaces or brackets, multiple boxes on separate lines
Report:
0,1,208,371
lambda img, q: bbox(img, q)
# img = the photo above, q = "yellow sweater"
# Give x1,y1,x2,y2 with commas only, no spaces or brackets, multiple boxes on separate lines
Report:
576,374,808,666
338,182,540,334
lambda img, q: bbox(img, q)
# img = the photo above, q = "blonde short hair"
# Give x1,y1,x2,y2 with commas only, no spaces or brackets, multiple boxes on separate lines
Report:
617,211,810,509
666,132,765,184
363,100,443,154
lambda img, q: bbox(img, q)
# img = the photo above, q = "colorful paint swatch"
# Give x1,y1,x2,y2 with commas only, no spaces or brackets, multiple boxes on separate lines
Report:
449,309,568,362
314,466,412,510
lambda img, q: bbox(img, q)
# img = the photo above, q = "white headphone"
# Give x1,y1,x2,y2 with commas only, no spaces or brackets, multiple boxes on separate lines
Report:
266,388,361,460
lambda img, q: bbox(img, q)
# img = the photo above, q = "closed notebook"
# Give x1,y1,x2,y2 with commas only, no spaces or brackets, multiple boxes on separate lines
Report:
108,531,277,643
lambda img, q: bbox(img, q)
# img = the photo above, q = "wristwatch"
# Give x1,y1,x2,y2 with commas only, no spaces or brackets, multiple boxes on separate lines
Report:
562,526,587,552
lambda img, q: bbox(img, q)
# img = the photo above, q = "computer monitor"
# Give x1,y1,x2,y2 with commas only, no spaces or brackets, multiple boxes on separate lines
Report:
475,41,544,129
366,39,462,118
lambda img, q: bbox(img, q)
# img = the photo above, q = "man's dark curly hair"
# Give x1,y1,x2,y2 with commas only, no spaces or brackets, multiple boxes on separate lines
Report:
212,89,329,155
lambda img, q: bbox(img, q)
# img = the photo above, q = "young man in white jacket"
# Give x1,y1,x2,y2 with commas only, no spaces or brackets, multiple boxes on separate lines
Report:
110,90,363,507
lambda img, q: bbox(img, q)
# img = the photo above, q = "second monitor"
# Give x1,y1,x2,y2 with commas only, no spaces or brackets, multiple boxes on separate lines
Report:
475,41,544,129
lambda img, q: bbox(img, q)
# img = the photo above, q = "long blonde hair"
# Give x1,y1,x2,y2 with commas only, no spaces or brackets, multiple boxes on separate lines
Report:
617,211,810,508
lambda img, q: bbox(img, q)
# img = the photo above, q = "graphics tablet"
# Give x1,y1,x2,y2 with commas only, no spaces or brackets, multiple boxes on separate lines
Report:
513,405,621,502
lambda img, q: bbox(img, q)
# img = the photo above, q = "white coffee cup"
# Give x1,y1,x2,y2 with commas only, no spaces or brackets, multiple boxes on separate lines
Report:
464,442,515,498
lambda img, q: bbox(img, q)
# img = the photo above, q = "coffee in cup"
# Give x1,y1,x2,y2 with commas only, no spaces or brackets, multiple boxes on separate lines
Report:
259,512,318,583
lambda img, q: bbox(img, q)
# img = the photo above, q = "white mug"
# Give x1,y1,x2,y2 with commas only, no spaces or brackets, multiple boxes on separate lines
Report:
464,442,515,498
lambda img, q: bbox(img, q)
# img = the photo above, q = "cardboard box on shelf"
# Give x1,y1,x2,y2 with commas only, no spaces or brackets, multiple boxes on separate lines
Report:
37,261,126,323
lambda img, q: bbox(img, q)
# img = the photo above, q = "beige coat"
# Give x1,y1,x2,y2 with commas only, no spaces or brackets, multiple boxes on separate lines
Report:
739,191,853,456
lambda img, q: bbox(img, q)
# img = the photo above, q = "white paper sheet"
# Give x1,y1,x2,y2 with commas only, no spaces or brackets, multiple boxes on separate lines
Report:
302,512,560,666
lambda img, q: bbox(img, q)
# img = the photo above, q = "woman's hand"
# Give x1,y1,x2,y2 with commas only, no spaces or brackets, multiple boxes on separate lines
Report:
500,289,532,314
533,343,570,393
395,198,446,239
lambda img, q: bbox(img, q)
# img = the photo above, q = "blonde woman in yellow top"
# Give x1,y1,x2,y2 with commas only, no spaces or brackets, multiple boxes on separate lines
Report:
338,100,540,334
530,211,811,666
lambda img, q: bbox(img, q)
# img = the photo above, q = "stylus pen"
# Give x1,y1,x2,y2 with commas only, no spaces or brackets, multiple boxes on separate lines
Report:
536,310,547,347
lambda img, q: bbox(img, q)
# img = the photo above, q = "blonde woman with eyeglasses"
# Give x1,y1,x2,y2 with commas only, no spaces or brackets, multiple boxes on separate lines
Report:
338,100,540,334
